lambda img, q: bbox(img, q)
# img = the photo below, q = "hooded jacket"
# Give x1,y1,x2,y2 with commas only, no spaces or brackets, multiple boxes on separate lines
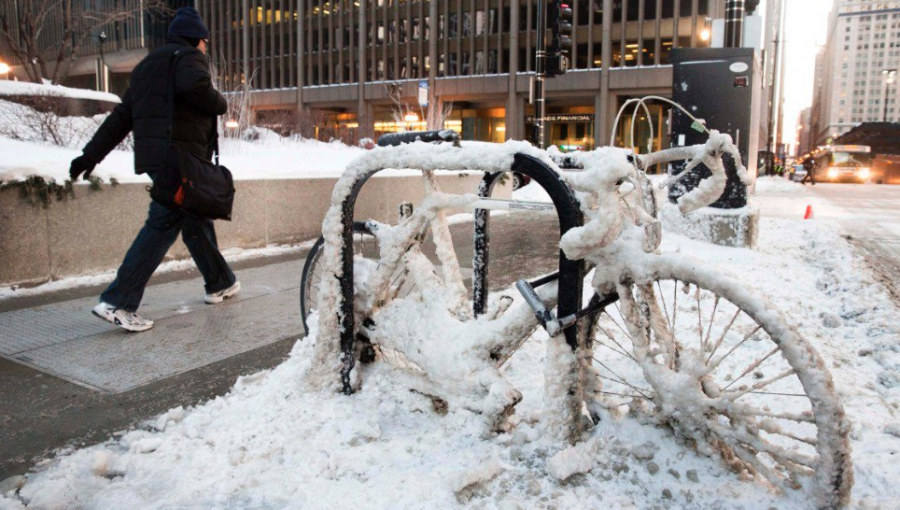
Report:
82,35,227,177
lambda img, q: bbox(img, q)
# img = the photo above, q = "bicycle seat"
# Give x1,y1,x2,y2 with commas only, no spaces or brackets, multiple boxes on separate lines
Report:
376,129,461,147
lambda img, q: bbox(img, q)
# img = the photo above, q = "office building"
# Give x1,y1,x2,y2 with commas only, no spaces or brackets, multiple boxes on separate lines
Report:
198,0,735,149
811,0,900,146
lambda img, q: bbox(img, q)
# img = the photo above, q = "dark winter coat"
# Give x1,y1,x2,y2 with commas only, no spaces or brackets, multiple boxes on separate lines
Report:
81,35,227,177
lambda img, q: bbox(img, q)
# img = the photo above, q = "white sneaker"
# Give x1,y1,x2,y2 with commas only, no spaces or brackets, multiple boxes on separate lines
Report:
92,302,154,332
205,281,241,304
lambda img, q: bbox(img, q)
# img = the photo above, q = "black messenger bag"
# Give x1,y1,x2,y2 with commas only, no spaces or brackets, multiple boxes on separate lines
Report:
150,50,235,221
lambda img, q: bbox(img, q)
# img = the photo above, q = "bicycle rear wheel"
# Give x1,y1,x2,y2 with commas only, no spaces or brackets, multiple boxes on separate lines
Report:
594,262,852,507
300,221,377,333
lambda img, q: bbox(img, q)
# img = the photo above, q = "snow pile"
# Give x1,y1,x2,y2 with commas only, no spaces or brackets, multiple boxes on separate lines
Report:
0,100,365,184
755,175,803,194
0,99,111,154
2,205,900,508
0,80,121,104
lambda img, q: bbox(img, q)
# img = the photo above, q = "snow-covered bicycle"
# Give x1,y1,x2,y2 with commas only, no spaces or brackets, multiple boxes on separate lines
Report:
300,129,852,508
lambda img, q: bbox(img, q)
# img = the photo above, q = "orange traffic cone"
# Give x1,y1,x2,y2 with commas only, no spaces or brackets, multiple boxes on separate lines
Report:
804,205,814,220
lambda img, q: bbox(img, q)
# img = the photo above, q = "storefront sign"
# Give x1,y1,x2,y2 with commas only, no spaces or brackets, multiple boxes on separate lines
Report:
525,114,593,123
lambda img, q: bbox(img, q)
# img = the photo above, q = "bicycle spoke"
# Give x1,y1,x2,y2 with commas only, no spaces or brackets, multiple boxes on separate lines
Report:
728,405,815,423
729,427,817,469
595,323,637,361
657,280,673,332
706,309,742,364
756,420,818,447
672,279,678,330
603,309,634,343
748,391,809,397
696,286,704,349
729,442,789,491
597,390,650,400
724,368,796,402
722,346,781,391
705,324,761,375
596,338,636,361
703,295,720,353
593,357,654,399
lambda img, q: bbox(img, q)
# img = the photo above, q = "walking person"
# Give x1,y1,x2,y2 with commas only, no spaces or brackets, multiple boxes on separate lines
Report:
801,157,817,185
69,7,240,332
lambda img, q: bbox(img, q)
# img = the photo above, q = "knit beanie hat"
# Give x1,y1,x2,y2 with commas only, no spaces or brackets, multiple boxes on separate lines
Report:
168,7,210,40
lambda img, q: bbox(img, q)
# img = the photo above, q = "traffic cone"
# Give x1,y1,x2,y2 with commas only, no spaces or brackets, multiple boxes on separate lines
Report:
804,205,814,220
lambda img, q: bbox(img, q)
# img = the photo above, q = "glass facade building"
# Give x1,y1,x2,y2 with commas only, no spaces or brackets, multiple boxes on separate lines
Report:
199,0,723,150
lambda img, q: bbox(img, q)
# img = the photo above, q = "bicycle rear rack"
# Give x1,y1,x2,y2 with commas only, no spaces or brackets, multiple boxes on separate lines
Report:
333,131,587,394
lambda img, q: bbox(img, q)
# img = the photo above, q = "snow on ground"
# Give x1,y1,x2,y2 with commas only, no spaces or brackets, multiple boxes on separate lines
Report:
2,183,898,509
0,80,121,104
0,100,365,184
754,175,804,194
0,241,315,301
0,135,366,184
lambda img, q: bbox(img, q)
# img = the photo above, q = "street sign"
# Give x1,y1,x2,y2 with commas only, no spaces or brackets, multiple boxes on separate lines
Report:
418,80,428,107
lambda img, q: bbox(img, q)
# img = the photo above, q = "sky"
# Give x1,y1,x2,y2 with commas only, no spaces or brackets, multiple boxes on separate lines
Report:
776,0,835,148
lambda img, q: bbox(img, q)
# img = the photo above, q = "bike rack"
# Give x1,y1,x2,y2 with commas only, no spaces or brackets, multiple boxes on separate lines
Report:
334,133,586,394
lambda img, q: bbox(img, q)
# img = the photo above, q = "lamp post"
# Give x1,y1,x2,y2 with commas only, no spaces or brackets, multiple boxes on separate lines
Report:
882,69,897,122
98,31,108,92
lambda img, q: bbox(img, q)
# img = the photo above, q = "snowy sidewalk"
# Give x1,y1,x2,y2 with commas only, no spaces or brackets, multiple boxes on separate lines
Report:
0,259,306,393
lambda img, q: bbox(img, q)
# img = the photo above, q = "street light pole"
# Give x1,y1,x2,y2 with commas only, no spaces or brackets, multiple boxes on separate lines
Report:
882,69,897,122
534,0,548,148
98,31,108,93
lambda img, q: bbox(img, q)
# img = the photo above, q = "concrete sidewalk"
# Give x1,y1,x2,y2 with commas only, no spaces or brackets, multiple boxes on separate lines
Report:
1,258,305,393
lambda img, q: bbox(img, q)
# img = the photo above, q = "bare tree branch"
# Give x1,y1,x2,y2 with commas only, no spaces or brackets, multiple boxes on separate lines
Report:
2,0,172,85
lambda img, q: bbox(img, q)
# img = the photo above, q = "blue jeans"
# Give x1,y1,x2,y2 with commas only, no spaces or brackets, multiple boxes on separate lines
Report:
100,200,236,312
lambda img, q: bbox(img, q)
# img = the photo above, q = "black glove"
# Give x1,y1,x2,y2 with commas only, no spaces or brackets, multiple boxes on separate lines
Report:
69,155,96,181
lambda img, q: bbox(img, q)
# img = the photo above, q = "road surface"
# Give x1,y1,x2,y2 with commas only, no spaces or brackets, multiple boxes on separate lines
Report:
757,182,900,299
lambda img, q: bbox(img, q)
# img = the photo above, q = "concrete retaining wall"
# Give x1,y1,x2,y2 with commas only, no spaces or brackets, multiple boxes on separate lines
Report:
0,174,509,287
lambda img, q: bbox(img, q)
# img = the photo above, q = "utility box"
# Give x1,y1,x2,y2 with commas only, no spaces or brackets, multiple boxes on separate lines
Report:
669,47,764,209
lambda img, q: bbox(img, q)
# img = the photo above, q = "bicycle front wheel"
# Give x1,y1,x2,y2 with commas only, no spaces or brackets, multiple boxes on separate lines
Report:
596,260,852,508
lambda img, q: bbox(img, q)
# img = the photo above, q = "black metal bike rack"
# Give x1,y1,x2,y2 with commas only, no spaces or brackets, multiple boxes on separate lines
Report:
335,133,586,394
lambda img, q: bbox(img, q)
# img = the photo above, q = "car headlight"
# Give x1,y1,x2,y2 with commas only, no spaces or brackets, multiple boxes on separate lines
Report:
858,167,870,179
827,167,839,179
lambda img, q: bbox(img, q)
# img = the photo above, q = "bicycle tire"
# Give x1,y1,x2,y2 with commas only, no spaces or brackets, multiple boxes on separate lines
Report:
300,221,375,333
598,261,851,507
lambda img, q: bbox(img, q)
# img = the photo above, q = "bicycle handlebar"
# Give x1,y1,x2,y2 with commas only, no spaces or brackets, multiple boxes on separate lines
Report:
376,129,461,147
638,130,751,214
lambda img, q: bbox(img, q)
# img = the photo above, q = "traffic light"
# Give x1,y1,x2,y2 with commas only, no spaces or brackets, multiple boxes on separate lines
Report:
548,0,573,76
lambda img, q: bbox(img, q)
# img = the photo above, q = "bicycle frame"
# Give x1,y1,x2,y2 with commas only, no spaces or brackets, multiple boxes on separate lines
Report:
328,148,586,396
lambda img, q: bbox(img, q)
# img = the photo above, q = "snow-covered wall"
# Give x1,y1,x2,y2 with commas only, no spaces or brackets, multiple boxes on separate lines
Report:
0,174,508,287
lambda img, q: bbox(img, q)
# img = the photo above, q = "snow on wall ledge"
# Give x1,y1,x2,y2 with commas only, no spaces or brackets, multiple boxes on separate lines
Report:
0,80,121,104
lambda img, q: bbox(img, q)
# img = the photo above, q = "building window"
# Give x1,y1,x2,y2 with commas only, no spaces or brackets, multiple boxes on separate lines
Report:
627,0,639,21
645,0,657,20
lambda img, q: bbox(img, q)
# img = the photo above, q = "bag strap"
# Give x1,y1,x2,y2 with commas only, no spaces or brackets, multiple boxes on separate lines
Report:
165,49,183,147
166,48,221,167
211,119,220,167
